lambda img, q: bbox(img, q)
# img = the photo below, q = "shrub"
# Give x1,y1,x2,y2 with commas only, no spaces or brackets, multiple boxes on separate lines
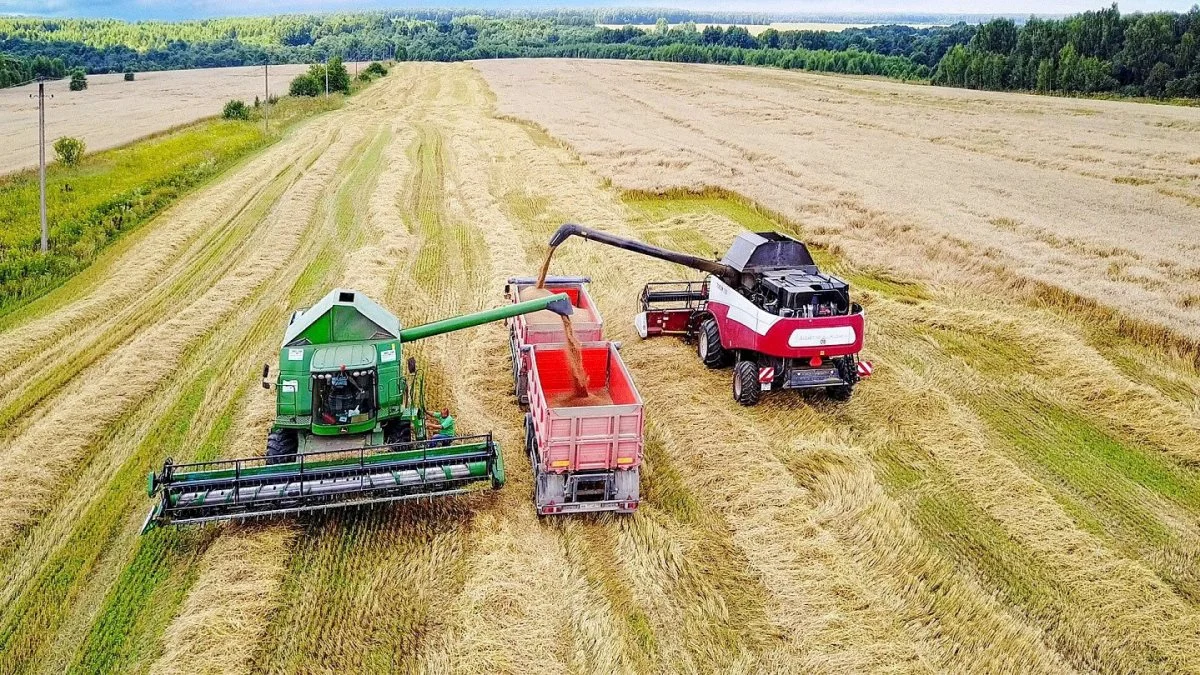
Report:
124,71,134,81
304,57,351,95
365,61,388,77
53,137,86,166
222,99,250,120
69,70,87,91
289,73,320,97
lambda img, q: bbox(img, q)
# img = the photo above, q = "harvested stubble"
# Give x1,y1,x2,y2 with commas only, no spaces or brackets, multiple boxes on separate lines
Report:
477,58,1200,346
1,61,1199,674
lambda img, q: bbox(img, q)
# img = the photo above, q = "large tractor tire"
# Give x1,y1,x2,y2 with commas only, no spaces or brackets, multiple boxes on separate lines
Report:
384,420,412,444
828,357,857,402
697,318,729,368
265,428,299,465
828,384,854,402
732,360,762,406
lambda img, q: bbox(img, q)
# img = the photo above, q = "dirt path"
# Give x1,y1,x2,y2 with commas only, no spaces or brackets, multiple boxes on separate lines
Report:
1,62,1199,673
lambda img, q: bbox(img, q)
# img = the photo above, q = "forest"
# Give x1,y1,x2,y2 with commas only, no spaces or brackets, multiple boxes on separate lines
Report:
1,5,1198,98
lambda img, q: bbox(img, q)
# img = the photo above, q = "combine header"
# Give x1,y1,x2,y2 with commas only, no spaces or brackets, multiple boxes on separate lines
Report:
546,224,872,405
144,288,573,531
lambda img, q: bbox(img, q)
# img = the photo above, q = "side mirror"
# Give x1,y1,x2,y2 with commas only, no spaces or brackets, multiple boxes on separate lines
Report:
407,357,417,374
261,363,271,389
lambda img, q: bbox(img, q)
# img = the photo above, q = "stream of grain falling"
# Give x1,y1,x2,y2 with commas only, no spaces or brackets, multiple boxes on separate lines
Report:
532,246,589,398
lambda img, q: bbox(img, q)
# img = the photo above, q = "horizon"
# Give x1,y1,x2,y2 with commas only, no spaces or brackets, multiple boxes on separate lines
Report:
1,1,1197,22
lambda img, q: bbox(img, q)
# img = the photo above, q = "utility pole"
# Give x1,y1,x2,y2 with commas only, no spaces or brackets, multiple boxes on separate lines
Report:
263,62,269,133
37,77,47,253
324,56,329,97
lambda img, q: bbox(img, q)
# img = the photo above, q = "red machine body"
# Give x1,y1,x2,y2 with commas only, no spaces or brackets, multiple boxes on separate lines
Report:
549,224,873,405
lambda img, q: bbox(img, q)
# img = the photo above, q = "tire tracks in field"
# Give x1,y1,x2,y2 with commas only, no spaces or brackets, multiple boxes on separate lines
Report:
0,91,382,673
453,65,916,672
0,132,326,435
244,68,505,672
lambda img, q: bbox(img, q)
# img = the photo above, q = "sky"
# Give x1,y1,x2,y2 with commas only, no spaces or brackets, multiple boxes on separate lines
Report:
1,0,1196,21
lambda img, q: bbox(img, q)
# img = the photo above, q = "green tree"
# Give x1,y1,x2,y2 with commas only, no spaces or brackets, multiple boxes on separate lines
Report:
289,72,320,96
973,18,1018,54
124,71,134,81
1145,61,1172,96
1036,58,1056,92
222,99,250,119
68,69,87,91
306,56,350,94
654,18,669,35
1057,43,1082,92
53,137,85,165
1119,13,1175,80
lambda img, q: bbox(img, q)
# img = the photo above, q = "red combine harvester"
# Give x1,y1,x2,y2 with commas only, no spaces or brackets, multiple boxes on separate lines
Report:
505,277,644,515
547,224,872,406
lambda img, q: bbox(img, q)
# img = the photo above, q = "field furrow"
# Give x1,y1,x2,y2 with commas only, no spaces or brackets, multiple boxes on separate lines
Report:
3,59,1199,673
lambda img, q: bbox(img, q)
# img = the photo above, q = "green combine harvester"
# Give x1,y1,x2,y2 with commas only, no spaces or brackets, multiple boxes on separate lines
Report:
143,288,573,532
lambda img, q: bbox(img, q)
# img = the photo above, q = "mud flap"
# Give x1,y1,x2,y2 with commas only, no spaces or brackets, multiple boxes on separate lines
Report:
613,468,640,501
536,471,566,509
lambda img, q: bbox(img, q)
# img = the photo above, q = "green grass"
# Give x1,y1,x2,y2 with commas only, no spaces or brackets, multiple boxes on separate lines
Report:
0,95,344,317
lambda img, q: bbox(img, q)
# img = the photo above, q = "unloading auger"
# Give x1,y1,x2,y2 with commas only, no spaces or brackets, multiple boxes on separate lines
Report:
142,288,573,532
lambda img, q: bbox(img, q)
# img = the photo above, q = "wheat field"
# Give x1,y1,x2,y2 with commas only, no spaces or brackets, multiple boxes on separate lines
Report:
0,61,1198,673
0,65,311,175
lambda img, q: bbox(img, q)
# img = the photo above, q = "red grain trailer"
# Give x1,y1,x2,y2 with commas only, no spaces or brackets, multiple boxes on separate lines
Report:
505,276,603,405
523,342,643,515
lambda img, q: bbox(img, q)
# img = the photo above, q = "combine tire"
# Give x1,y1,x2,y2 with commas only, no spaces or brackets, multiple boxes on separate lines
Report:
384,421,412,444
732,361,761,406
265,428,298,465
697,318,728,368
828,385,854,402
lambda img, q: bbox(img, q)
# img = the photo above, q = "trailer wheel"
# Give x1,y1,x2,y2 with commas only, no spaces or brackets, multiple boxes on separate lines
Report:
265,429,298,465
732,361,762,406
698,318,728,368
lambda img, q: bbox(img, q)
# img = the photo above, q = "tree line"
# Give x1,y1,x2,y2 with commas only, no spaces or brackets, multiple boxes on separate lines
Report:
933,5,1200,97
0,53,67,87
1,5,1198,99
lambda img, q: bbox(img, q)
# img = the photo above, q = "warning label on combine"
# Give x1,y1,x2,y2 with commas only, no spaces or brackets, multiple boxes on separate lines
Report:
381,348,397,363
287,348,304,361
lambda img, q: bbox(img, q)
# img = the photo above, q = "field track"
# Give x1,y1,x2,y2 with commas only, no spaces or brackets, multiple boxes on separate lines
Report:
1,62,1199,673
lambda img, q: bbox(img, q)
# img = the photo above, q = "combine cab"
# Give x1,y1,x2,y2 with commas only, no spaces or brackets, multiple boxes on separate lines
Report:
547,225,872,406
144,288,573,531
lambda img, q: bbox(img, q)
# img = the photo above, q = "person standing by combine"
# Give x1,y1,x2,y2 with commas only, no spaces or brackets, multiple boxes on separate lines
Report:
427,407,456,446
